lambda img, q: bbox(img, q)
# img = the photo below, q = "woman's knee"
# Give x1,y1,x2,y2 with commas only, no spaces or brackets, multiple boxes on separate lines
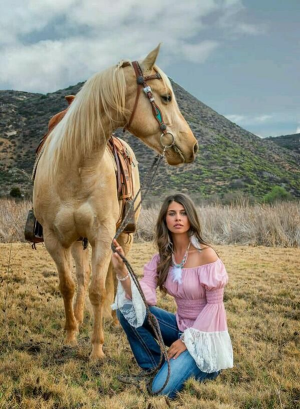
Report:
116,309,128,329
151,376,178,399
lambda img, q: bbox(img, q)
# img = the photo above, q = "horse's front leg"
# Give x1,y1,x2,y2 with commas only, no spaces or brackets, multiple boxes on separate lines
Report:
89,235,113,361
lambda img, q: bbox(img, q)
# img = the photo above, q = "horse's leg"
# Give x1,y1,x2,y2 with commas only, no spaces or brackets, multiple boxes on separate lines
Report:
104,260,117,323
44,232,78,345
89,236,114,361
71,241,91,325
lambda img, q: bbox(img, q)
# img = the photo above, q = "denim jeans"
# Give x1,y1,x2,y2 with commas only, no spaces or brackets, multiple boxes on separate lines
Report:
117,306,220,398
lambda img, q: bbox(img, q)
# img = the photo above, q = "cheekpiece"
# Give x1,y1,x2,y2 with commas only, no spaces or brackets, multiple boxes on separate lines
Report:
143,86,152,94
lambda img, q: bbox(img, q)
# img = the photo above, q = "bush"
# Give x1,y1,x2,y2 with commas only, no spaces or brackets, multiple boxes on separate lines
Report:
10,187,22,198
263,186,293,204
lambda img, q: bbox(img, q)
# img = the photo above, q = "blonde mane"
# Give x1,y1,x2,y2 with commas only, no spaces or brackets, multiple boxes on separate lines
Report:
42,62,130,178
41,61,171,179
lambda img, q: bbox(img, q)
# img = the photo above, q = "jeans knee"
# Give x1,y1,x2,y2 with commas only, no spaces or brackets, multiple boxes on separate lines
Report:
116,309,129,330
151,379,177,399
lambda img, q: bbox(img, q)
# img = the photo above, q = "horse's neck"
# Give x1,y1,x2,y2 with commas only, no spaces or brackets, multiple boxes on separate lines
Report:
58,100,122,169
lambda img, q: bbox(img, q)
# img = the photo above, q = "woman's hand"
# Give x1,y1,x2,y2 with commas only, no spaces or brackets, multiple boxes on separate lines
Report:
111,239,127,276
167,339,187,359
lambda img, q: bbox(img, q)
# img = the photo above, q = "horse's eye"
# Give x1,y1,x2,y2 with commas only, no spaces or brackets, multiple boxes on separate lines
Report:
161,94,172,104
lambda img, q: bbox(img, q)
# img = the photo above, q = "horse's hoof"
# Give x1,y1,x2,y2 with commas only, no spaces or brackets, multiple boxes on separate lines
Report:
65,338,78,347
90,345,105,361
65,331,78,347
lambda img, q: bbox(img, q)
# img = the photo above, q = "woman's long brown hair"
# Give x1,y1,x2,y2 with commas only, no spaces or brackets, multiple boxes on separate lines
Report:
155,193,209,292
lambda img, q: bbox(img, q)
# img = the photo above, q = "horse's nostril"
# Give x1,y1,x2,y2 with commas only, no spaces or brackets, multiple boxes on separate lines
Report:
193,142,199,154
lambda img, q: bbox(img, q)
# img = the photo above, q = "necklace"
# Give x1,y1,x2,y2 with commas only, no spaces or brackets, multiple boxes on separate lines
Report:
171,242,191,284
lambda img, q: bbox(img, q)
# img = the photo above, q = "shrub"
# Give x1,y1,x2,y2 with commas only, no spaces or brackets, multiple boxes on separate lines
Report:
10,187,22,198
263,186,293,204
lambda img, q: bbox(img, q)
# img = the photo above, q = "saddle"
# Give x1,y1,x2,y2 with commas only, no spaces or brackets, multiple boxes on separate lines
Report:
25,96,136,246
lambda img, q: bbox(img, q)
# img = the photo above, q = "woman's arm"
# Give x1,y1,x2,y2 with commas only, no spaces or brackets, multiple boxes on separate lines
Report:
112,239,132,299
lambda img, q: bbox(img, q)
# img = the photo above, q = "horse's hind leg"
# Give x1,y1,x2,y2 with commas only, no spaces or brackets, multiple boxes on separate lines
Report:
71,241,91,325
44,232,78,345
89,237,113,361
104,260,117,323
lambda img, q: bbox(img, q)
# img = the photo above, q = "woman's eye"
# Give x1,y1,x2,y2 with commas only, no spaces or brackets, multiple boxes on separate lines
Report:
161,94,172,104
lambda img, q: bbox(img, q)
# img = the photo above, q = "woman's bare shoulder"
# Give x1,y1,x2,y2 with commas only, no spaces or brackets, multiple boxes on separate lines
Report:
198,246,219,265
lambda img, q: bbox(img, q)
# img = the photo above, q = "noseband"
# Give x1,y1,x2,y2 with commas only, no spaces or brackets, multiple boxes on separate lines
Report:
123,61,185,161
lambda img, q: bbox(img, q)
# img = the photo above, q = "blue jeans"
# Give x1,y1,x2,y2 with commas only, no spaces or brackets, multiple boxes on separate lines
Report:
117,306,220,398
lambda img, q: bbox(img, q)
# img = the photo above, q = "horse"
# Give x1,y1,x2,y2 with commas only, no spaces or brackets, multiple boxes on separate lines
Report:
33,44,198,361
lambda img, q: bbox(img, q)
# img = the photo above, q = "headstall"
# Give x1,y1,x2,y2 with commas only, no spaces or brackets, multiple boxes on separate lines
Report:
123,61,185,161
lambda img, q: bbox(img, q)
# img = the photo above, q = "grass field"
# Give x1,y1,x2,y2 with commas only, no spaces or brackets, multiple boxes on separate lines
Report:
0,242,299,408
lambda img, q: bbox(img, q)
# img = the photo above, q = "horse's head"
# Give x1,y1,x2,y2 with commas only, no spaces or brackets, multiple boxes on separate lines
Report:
123,45,198,165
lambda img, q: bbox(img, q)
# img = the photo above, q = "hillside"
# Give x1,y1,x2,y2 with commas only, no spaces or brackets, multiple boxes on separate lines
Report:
266,133,300,155
0,80,299,200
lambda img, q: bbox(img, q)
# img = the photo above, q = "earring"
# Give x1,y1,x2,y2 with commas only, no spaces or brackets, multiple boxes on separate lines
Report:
190,234,201,250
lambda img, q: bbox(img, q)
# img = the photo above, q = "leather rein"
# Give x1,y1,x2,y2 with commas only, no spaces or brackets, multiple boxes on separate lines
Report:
112,61,182,394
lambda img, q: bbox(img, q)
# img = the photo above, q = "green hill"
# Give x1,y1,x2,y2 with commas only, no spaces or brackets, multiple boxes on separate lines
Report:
0,80,299,200
266,133,300,155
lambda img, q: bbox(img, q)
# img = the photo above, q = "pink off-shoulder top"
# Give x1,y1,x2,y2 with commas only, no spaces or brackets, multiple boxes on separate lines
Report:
112,253,234,373
140,254,228,333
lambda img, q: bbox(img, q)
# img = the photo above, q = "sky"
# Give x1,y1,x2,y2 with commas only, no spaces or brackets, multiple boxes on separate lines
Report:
0,0,299,138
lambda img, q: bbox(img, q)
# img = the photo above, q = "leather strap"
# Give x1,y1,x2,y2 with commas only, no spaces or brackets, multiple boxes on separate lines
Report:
123,61,163,132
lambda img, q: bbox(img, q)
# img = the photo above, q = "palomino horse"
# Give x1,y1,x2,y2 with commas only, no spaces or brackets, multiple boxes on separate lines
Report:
33,45,198,361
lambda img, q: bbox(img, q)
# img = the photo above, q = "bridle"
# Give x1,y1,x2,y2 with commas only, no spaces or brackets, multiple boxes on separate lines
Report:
123,61,186,162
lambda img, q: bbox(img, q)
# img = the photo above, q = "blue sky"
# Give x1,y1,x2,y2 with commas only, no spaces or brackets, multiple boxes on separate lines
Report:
0,0,299,137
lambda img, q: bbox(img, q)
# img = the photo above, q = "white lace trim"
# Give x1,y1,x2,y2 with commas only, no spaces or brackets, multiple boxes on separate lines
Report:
111,276,146,328
182,328,233,373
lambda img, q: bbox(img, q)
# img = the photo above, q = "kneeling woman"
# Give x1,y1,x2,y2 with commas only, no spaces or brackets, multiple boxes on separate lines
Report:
111,193,233,398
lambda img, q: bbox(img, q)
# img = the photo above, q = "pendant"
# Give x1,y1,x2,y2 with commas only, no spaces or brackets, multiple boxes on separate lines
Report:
172,265,183,284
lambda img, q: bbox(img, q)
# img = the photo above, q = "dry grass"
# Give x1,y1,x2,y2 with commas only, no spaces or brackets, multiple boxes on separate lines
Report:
0,200,31,243
0,242,299,408
2,199,299,247
137,202,300,247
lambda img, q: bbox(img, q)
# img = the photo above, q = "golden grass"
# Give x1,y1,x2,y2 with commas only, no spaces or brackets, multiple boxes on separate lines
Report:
1,199,299,247
0,242,299,408
137,202,300,247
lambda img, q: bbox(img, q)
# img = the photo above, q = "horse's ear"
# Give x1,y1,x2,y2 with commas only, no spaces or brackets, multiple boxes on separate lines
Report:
141,44,161,72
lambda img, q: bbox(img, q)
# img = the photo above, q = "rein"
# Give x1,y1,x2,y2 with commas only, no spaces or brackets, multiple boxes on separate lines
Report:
111,61,178,394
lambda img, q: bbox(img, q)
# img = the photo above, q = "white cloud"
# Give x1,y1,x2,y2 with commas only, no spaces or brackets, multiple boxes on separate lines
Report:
234,23,266,36
225,114,246,123
179,41,219,64
254,115,273,122
296,125,300,133
0,0,261,93
225,114,274,125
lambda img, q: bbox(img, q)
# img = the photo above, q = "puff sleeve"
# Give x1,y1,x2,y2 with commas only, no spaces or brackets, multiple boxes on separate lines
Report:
111,254,159,328
181,260,233,373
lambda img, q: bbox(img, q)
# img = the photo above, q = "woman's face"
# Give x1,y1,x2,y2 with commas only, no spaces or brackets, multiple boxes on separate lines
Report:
166,201,190,235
